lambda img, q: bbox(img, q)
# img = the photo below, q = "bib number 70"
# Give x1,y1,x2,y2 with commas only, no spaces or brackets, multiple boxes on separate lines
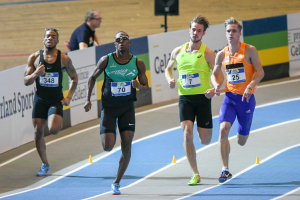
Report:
118,87,126,93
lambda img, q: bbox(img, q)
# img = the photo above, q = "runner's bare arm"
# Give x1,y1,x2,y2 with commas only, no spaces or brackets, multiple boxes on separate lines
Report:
132,59,149,96
246,45,264,89
84,55,108,112
62,55,78,106
24,52,45,86
242,45,265,102
165,47,180,89
204,47,216,99
211,50,225,96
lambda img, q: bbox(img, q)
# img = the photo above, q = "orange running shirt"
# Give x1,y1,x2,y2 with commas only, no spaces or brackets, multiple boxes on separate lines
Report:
222,42,256,95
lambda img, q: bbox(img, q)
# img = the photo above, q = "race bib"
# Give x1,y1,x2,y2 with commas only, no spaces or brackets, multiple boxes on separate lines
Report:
111,81,131,96
39,72,59,87
228,68,246,84
182,73,201,88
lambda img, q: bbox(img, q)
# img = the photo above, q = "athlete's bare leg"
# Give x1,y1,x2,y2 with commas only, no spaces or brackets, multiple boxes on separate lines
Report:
181,120,199,174
237,134,249,146
47,114,63,135
114,130,134,183
33,118,48,166
197,127,212,145
101,132,117,151
219,122,231,168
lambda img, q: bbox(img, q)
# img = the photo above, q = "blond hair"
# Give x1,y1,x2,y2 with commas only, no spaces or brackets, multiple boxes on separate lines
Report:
224,17,242,32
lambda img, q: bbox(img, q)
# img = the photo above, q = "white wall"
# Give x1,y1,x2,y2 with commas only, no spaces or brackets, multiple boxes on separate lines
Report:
68,47,98,126
0,65,35,154
287,12,300,77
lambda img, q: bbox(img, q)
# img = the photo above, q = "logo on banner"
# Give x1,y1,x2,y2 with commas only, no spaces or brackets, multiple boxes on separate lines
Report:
154,53,174,74
0,89,36,119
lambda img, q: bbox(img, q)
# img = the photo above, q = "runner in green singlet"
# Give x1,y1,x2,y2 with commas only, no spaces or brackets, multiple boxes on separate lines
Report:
84,31,149,195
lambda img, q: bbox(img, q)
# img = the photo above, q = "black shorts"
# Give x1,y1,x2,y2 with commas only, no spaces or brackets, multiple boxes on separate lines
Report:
179,94,212,128
100,102,135,134
32,95,63,119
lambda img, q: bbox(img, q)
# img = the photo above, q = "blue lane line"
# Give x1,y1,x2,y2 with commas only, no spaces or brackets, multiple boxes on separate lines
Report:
185,145,300,200
2,99,300,199
0,0,78,6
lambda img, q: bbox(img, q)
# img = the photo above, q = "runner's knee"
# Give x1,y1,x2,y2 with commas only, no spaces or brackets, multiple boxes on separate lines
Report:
200,135,211,145
49,127,60,135
102,140,115,152
184,131,193,143
220,124,230,139
237,137,247,146
34,126,44,141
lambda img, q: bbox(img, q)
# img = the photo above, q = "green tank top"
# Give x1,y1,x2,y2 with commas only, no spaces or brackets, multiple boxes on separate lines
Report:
102,53,139,107
176,42,212,95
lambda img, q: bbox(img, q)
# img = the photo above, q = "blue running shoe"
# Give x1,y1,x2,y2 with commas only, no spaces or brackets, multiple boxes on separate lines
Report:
36,163,50,176
111,183,121,195
219,170,232,183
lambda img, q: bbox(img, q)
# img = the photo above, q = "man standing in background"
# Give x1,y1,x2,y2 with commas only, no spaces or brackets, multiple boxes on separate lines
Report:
69,10,102,51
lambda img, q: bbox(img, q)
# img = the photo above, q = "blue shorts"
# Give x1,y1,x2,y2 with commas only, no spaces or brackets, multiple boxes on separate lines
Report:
219,92,256,136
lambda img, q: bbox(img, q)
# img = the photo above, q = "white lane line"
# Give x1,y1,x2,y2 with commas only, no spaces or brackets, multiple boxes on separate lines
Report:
0,126,98,168
2,100,300,198
256,97,300,109
176,119,300,200
258,78,300,88
0,125,183,199
1,78,298,168
272,186,300,200
86,118,300,199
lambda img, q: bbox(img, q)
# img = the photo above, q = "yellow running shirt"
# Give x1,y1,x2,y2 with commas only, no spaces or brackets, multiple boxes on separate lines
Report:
176,42,212,95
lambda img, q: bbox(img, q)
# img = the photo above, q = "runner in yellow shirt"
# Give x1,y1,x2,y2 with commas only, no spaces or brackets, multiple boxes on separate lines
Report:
165,14,216,185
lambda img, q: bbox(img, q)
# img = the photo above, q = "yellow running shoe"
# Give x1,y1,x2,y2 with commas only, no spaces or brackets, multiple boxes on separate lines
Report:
188,174,201,185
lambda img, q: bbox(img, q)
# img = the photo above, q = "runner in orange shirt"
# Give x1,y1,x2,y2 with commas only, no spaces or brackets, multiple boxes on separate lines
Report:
211,17,264,183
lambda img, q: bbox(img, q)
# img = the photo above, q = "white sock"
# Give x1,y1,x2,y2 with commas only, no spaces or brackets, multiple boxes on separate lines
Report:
222,166,229,172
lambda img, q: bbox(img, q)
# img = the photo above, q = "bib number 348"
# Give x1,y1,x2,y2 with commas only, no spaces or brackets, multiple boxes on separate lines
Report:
39,73,59,87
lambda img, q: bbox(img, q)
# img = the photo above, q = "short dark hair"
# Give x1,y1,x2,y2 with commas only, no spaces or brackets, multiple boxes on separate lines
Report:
190,14,209,31
224,17,243,32
85,10,99,22
115,31,129,38
44,28,59,39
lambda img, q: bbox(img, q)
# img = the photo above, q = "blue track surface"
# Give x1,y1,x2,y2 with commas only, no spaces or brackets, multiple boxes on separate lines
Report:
185,145,300,199
2,99,300,199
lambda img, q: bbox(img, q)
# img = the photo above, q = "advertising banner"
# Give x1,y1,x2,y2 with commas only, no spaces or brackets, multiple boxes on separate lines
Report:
67,47,98,126
287,12,300,77
148,29,188,104
0,65,35,154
